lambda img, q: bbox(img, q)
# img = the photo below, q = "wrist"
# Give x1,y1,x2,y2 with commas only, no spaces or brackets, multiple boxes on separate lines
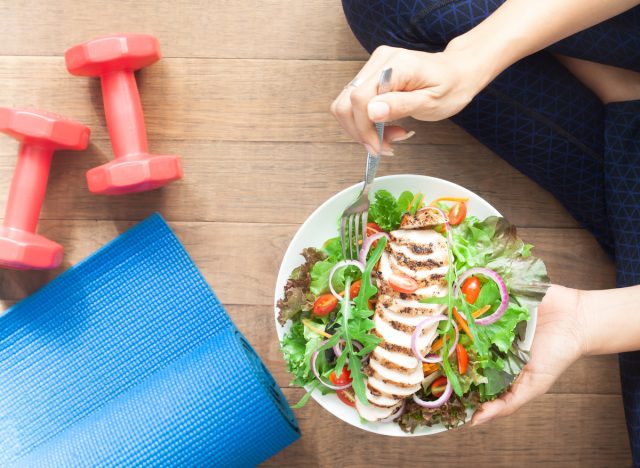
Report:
442,35,502,97
574,288,592,357
542,285,587,360
444,23,528,94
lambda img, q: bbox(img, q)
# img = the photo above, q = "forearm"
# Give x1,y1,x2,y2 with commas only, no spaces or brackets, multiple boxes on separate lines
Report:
445,0,640,91
579,285,640,355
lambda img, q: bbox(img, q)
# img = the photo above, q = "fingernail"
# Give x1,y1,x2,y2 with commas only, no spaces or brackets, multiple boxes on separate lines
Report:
392,131,415,143
368,101,390,121
471,412,489,427
365,144,393,156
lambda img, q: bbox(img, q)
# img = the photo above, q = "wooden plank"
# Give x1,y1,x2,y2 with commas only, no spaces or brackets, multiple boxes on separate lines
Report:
266,389,631,467
0,1,368,60
0,140,580,228
0,222,614,303
0,57,474,145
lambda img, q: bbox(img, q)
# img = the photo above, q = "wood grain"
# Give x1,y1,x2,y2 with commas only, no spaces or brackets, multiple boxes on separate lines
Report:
0,57,474,145
266,389,631,467
0,140,580,228
0,0,628,464
0,221,614,304
0,1,367,60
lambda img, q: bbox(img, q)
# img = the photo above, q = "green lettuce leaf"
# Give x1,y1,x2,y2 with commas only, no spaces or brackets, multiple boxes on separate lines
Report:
368,190,415,232
281,320,330,388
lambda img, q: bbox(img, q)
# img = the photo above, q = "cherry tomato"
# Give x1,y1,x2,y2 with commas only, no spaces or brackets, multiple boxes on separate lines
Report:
389,274,419,294
448,202,467,226
329,368,352,386
461,276,481,304
336,389,356,407
312,294,338,316
431,376,448,397
366,222,383,236
456,343,468,375
349,280,362,299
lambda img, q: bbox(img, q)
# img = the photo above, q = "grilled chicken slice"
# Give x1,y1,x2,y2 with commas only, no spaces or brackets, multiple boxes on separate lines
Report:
400,208,448,229
355,217,450,422
356,393,402,421
373,346,419,371
366,370,421,397
366,384,400,408
369,356,424,386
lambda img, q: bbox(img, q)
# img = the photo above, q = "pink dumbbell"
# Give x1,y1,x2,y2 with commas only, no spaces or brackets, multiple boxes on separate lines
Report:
0,108,90,269
65,34,182,195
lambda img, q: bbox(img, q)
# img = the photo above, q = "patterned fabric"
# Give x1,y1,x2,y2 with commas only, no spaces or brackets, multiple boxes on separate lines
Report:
605,103,640,463
342,0,640,463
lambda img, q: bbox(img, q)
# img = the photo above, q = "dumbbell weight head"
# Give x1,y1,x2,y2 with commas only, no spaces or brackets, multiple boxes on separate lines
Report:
0,108,90,149
65,34,182,195
65,34,161,76
0,108,89,270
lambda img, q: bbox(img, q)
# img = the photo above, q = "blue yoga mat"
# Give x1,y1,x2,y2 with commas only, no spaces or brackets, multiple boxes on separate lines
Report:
0,214,299,466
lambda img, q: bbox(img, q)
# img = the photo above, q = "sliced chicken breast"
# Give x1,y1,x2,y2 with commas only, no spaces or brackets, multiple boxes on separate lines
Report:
378,294,445,316
356,394,401,421
400,209,448,229
373,346,419,371
356,219,450,422
367,371,421,397
366,384,400,408
369,356,423,386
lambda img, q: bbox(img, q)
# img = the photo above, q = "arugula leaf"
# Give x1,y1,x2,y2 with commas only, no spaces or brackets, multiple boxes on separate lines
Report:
291,381,319,409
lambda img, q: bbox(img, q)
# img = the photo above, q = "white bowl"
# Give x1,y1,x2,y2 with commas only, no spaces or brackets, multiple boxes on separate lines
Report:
274,174,537,436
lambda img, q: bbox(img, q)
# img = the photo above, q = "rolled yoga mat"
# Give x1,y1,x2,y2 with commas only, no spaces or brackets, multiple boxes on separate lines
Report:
0,214,299,466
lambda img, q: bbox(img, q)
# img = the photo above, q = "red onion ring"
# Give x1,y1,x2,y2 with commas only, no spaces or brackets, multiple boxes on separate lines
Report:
379,399,406,423
332,339,363,363
455,267,509,326
311,339,352,391
328,260,365,301
422,321,458,363
412,379,452,408
358,232,389,265
410,315,458,363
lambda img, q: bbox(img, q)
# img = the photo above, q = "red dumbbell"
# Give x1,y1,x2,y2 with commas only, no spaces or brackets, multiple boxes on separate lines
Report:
65,34,182,195
0,108,90,269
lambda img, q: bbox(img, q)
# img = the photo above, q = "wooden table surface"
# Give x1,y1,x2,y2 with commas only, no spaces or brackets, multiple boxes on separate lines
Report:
0,1,631,466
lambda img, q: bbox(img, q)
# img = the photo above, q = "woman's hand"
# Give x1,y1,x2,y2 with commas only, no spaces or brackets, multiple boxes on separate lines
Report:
472,285,585,425
330,44,492,154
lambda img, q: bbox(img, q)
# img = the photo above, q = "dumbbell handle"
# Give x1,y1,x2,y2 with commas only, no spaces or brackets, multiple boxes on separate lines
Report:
101,70,149,159
3,144,53,233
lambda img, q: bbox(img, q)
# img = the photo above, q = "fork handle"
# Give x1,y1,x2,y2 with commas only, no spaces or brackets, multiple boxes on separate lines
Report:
361,117,385,195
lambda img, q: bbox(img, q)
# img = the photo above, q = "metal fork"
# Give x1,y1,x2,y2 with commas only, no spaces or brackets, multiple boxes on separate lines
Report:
340,68,393,260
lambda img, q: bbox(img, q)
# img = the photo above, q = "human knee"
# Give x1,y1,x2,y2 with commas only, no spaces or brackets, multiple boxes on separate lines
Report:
341,0,502,54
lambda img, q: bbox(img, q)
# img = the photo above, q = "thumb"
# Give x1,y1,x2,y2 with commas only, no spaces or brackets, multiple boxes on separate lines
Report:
368,91,428,122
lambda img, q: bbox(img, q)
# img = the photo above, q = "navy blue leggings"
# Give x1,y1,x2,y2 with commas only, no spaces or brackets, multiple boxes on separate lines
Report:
342,0,640,462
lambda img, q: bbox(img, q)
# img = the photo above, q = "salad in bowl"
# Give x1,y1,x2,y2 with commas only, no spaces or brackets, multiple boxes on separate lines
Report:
274,175,549,436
